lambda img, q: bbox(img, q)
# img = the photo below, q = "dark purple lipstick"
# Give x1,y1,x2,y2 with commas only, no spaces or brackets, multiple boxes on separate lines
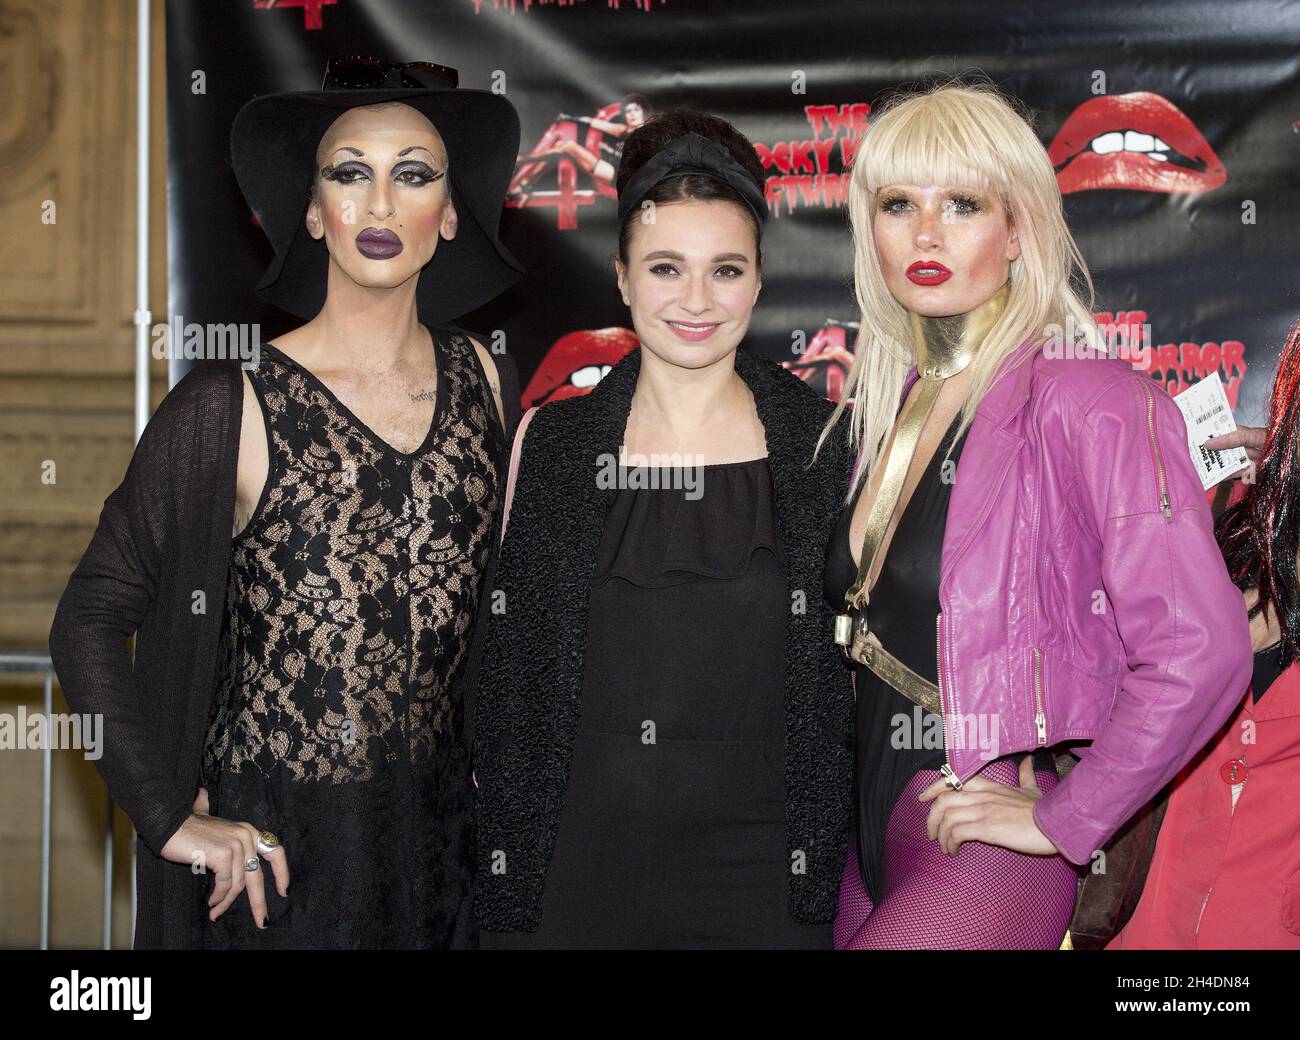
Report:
355,227,403,260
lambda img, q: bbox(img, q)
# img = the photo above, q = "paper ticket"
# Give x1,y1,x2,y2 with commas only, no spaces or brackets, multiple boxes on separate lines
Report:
1173,371,1250,491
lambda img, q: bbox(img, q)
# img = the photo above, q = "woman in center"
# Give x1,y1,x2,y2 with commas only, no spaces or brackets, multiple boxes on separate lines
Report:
472,109,855,948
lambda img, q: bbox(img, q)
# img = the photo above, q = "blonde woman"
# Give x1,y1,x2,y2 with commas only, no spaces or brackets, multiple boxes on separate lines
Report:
820,82,1251,949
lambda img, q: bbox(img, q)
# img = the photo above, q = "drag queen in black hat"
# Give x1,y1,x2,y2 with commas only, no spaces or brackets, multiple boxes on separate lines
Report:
50,58,524,949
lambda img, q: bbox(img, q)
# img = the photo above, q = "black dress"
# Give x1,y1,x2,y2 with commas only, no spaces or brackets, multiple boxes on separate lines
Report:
198,330,503,948
824,414,1055,902
482,459,830,948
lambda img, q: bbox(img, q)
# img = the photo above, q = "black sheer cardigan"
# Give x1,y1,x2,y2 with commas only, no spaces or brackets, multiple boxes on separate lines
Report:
48,327,519,949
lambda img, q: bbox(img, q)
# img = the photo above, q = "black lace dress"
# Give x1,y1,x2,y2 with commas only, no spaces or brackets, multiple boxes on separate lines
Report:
198,329,503,949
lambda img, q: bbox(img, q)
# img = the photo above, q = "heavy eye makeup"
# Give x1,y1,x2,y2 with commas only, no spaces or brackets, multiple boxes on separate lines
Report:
320,159,445,188
876,188,985,216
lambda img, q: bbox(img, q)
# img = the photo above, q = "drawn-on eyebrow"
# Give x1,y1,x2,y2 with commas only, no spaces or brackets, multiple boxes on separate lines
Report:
325,146,442,163
640,250,751,263
396,145,441,161
322,144,444,169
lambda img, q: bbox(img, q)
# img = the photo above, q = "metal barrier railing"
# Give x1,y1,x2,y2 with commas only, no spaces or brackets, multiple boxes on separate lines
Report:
0,651,124,950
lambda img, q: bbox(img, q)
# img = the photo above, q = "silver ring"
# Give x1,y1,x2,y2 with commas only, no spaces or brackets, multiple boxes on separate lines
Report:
245,857,260,872
256,831,281,856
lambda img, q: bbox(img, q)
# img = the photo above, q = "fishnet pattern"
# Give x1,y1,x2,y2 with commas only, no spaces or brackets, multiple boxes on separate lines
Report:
834,757,1078,949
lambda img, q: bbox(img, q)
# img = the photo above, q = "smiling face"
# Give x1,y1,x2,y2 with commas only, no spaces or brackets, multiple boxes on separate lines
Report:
614,198,762,370
306,102,457,296
872,183,1020,317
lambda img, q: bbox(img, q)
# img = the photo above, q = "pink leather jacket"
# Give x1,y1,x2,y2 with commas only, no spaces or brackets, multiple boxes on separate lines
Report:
891,338,1252,866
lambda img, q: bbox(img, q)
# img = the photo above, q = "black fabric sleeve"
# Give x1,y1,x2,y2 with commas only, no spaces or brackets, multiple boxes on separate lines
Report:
48,372,213,855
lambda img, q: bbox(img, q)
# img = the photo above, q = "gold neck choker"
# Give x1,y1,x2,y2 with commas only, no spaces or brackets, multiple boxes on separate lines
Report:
909,281,1009,382
833,279,1011,762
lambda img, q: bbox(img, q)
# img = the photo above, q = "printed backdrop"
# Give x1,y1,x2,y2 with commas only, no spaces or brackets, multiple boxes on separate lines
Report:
165,0,1300,424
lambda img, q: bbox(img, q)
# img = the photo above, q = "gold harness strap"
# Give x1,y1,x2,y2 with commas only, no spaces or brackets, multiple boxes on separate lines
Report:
833,377,945,715
834,284,1008,714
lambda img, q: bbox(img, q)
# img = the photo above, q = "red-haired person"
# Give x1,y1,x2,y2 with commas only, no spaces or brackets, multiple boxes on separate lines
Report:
1111,319,1300,949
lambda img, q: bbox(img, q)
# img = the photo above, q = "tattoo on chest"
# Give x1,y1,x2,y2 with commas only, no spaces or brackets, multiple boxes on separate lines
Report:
409,387,437,402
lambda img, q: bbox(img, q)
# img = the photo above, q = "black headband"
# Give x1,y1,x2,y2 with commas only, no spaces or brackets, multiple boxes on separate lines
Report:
615,131,768,232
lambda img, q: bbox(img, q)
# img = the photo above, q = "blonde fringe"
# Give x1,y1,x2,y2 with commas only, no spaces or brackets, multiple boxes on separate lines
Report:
814,77,1100,499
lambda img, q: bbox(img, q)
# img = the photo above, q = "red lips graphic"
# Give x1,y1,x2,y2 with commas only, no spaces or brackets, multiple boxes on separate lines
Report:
1048,92,1226,194
522,327,640,409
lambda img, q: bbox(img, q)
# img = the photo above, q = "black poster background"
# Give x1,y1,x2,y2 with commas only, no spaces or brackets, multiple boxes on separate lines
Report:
165,0,1300,425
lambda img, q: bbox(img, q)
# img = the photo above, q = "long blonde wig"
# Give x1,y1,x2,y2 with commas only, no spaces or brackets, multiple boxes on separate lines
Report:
818,79,1100,498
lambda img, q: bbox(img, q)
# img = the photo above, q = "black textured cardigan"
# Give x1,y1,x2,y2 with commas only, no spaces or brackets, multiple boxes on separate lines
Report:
472,346,855,932
48,327,518,949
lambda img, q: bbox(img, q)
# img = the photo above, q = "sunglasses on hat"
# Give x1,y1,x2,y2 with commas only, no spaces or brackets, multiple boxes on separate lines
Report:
323,56,459,91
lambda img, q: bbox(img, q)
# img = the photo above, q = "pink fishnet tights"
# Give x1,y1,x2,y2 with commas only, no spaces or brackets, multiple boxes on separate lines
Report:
833,758,1078,950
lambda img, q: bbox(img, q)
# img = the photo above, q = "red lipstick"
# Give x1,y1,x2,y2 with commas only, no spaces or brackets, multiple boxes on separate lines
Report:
906,261,952,286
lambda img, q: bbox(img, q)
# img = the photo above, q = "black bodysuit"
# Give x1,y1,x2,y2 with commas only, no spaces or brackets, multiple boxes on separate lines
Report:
824,413,1055,902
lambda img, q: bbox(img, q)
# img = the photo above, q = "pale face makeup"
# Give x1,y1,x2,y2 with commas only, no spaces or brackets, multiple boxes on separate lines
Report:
306,103,457,295
872,183,1020,317
614,199,762,371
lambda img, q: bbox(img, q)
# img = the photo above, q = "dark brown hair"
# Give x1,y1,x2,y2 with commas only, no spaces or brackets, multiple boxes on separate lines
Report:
615,107,766,266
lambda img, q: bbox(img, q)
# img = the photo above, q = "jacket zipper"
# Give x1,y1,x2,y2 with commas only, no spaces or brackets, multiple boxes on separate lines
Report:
1195,887,1213,938
1143,382,1173,519
936,611,962,790
940,624,1048,773
1033,646,1048,745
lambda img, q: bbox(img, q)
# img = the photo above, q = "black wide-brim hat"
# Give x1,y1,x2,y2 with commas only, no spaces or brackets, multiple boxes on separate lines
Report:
230,83,524,326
